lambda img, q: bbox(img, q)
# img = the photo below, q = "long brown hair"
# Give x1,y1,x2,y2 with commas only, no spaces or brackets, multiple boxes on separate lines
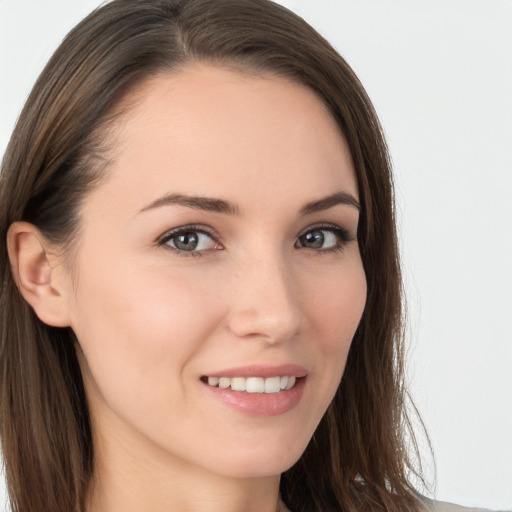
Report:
0,1,428,511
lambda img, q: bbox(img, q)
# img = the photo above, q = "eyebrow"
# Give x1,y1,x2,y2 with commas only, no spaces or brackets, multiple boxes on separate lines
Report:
299,191,360,215
138,191,360,216
139,193,240,215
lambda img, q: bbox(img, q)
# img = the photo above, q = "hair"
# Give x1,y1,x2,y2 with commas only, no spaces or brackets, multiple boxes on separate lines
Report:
0,1,430,511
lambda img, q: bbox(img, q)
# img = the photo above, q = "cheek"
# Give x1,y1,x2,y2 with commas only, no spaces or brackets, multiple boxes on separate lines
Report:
69,256,223,415
307,259,367,353
74,252,219,341
299,257,366,416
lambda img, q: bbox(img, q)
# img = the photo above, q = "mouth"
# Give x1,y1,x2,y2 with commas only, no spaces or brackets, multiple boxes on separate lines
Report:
200,365,307,416
201,375,298,393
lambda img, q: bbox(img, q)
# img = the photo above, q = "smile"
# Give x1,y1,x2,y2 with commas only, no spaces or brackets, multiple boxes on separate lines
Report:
205,376,297,393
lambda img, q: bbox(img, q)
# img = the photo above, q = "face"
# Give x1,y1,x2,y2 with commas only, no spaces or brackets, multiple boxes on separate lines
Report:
64,64,366,479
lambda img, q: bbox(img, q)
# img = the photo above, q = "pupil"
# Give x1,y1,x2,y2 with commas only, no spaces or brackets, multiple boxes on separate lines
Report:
303,230,324,249
175,232,198,250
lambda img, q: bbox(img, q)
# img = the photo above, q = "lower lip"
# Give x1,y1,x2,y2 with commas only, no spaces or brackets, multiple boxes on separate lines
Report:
202,377,306,417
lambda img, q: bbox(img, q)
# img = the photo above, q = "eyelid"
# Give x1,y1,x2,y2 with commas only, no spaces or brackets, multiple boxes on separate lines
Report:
155,222,355,256
156,224,223,254
297,222,355,239
295,223,356,252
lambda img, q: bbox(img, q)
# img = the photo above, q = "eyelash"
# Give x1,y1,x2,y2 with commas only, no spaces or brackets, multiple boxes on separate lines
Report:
156,223,355,257
295,224,355,255
157,224,221,258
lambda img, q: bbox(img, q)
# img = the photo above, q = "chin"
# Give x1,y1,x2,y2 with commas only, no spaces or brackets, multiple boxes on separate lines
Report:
206,435,308,479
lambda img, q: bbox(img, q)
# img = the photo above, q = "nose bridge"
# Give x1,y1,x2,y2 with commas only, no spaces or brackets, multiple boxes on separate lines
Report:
227,246,301,342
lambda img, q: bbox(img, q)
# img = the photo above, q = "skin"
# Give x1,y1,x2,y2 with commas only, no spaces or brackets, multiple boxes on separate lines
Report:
9,64,366,512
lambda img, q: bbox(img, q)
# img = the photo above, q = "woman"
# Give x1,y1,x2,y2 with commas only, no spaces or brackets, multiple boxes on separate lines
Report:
0,1,485,511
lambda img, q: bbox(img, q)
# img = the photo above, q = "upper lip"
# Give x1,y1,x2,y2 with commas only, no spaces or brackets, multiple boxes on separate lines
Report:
203,364,308,379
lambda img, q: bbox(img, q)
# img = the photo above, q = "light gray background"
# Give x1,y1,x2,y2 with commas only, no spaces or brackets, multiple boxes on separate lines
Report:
1,1,511,510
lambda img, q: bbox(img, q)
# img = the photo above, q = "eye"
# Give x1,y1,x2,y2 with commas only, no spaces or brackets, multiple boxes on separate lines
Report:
158,226,221,255
295,225,354,252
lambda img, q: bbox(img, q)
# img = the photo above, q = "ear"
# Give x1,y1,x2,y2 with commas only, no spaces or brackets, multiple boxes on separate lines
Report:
7,222,72,327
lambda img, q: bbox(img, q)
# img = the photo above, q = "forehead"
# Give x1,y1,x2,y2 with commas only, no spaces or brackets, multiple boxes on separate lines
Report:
89,63,357,215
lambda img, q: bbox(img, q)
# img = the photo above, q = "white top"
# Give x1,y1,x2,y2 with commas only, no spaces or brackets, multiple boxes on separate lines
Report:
424,499,507,512
278,498,504,512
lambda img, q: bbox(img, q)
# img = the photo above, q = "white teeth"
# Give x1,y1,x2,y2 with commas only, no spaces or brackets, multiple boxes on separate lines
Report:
285,376,296,390
208,376,219,387
218,377,231,389
230,377,246,391
246,377,265,393
206,375,298,393
264,376,281,393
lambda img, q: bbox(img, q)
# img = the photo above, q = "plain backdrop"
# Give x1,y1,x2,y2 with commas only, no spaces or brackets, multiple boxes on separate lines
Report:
1,1,511,510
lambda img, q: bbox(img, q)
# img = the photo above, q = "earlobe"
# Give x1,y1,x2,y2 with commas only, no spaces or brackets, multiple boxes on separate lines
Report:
7,222,72,327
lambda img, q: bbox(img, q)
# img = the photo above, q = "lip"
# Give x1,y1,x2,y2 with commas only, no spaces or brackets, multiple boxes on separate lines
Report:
201,364,308,417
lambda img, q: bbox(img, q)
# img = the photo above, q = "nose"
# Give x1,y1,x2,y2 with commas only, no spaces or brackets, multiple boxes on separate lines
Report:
226,251,302,344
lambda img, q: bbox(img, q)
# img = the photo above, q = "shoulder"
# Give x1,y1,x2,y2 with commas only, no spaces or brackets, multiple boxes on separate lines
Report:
422,499,508,512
